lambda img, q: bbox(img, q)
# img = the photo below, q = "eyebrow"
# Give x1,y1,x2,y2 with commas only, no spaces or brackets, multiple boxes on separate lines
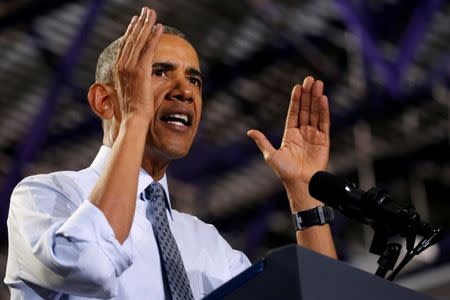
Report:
152,62,203,81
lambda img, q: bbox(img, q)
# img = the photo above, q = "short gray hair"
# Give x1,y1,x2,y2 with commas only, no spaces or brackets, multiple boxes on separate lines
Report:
95,25,189,84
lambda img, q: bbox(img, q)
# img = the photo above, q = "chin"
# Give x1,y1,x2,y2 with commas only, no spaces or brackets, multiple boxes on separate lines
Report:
166,148,190,160
153,142,192,161
147,124,197,161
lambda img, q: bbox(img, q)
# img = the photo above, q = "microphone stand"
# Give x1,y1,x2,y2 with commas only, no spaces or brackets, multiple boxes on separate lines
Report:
367,191,442,280
387,227,442,280
308,171,443,280
375,243,401,278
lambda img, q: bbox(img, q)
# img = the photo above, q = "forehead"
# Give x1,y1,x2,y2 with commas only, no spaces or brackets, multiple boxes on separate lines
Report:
153,34,200,70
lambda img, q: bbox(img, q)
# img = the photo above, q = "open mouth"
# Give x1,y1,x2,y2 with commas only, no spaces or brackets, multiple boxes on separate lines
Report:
160,112,192,127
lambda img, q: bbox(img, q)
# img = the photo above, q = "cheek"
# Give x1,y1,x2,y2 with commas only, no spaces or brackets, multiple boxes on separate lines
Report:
152,91,167,115
191,104,202,132
195,94,203,115
152,79,170,100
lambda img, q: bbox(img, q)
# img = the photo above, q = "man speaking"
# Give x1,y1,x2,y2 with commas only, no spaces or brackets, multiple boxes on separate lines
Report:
5,7,336,299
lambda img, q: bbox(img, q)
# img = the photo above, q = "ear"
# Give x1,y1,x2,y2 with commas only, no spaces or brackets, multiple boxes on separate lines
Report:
87,83,116,120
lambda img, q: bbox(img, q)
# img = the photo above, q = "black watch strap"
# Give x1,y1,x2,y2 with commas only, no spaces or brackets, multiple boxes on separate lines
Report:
292,206,334,230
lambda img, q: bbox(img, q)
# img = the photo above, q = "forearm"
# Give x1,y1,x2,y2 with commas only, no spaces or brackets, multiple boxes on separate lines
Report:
295,224,336,259
90,115,149,243
284,182,337,259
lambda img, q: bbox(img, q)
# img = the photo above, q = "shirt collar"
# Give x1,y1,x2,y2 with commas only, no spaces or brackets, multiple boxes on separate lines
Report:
90,145,173,216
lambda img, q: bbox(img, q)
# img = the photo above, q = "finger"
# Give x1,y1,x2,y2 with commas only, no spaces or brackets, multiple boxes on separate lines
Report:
310,80,324,128
299,76,314,126
128,8,157,67
116,15,138,68
247,129,276,160
318,95,330,135
284,84,302,129
121,8,148,67
141,23,163,67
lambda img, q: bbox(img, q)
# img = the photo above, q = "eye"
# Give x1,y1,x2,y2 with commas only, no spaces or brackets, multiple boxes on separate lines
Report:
187,77,202,87
152,69,167,77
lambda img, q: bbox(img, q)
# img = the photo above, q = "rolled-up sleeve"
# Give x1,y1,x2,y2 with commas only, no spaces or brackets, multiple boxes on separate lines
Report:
7,175,134,298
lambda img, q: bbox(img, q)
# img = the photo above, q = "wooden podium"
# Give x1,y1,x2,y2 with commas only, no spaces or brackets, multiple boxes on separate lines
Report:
204,245,432,300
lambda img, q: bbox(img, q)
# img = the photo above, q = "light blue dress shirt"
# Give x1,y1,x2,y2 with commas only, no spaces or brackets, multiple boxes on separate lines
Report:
4,146,251,299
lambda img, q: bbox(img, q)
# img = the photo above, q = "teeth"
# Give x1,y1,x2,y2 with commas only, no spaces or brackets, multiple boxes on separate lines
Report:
169,114,188,123
168,120,185,126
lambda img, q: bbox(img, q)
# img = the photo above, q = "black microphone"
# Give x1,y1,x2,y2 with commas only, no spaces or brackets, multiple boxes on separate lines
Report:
308,171,382,225
308,171,357,208
309,171,443,278
308,171,439,240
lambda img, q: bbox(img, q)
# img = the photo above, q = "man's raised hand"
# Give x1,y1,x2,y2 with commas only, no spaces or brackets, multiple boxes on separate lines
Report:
114,7,163,122
247,76,330,188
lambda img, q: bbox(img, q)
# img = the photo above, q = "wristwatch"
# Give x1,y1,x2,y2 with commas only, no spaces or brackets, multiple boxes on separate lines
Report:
292,206,334,230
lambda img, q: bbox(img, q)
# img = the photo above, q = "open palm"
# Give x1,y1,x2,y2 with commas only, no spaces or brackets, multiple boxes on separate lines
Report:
248,77,330,185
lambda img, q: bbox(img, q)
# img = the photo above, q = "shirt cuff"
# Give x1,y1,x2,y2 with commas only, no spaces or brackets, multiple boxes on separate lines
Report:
56,200,134,276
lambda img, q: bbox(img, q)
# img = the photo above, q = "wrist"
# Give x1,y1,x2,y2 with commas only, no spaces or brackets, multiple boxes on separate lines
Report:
114,114,150,147
284,181,323,212
121,114,150,132
292,206,334,230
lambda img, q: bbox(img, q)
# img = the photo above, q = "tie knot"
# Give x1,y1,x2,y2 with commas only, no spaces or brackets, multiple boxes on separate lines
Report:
141,181,174,221
149,181,164,197
142,181,166,207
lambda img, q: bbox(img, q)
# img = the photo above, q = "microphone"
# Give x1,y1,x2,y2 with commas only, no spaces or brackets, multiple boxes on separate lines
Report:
308,171,440,240
308,171,370,224
309,171,443,279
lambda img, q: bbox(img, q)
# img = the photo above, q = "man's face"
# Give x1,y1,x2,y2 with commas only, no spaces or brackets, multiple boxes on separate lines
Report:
145,34,203,161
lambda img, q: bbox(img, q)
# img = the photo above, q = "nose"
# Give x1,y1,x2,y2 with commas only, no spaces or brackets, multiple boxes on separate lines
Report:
167,77,193,102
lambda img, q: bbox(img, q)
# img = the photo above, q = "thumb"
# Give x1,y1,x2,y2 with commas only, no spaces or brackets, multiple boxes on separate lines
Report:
247,129,276,160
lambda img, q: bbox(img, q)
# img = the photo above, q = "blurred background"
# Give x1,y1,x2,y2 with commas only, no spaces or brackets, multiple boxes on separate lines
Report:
0,0,449,299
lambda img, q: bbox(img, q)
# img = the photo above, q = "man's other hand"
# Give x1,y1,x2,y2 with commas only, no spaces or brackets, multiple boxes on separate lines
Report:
248,76,330,185
114,7,163,123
